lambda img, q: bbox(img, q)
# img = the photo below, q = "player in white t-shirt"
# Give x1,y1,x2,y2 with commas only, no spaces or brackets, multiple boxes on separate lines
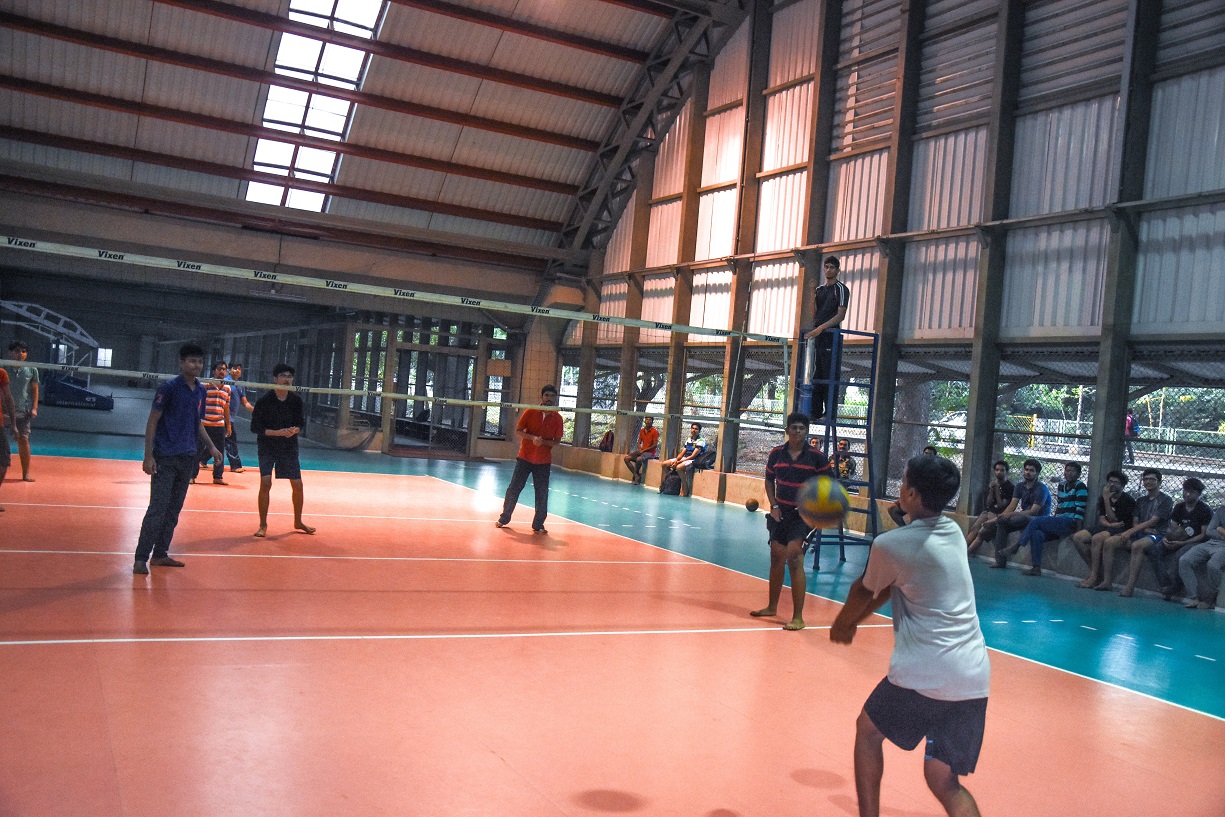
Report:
831,454,990,817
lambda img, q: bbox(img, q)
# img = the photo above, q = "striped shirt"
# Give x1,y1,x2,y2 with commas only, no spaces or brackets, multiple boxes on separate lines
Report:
202,381,231,427
1054,480,1088,521
765,443,832,508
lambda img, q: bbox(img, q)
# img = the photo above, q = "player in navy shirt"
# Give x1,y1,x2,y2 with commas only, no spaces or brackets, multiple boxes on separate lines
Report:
752,412,832,631
133,343,221,574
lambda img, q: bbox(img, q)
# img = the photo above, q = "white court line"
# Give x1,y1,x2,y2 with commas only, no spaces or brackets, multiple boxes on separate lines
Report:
0,549,698,565
0,501,583,524
0,623,896,648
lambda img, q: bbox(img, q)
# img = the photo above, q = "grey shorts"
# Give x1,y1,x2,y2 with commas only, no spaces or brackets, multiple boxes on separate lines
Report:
12,410,32,438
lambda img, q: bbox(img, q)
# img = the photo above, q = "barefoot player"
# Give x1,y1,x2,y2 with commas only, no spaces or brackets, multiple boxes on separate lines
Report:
251,363,315,537
830,454,990,817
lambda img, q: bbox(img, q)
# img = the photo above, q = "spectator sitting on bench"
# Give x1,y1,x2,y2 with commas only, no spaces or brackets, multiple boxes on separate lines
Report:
622,416,658,485
1147,477,1211,600
1004,461,1087,577
834,438,857,482
990,459,1051,568
1096,468,1172,596
966,460,1015,555
1075,470,1136,588
1178,501,1225,610
659,423,706,498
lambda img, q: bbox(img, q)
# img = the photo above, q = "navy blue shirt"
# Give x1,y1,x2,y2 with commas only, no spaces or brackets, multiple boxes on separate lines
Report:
151,375,207,457
765,443,832,509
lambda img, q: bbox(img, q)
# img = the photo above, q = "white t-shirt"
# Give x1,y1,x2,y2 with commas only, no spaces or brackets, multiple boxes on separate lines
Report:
861,514,990,701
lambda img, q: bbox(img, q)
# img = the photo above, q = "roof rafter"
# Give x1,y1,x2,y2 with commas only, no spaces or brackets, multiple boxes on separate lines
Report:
151,0,622,108
0,11,600,152
0,126,563,232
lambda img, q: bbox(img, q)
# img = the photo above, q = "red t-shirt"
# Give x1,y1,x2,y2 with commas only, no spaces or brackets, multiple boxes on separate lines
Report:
637,425,659,455
516,407,564,464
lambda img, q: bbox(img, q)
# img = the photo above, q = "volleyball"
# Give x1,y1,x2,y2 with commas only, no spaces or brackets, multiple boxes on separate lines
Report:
796,475,850,529
746,498,759,512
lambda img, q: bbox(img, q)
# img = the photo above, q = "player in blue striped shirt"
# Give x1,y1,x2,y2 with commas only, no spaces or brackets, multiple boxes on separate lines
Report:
1009,462,1088,577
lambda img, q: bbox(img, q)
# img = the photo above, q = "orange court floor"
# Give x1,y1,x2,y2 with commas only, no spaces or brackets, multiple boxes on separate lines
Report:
0,454,1223,817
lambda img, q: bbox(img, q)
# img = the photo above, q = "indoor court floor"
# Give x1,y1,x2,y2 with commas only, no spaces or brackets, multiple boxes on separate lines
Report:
1,437,1223,816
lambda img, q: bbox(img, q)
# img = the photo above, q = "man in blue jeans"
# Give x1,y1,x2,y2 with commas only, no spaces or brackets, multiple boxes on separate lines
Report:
990,459,1052,568
133,344,222,575
1008,461,1088,577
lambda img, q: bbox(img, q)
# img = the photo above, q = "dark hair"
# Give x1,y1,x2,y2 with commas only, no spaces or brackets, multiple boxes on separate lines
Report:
1023,458,1042,472
1184,477,1205,493
823,255,840,269
838,438,849,445
1105,470,1128,485
906,455,961,513
786,412,810,428
212,361,227,372
691,422,703,431
541,384,558,395
1064,461,1082,475
922,445,937,455
8,340,27,352
179,343,205,360
1142,468,1162,481
230,362,243,370
272,363,295,377
993,459,1009,470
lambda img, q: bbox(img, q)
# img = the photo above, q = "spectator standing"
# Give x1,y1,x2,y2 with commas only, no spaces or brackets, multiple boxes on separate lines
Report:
197,361,231,485
224,362,254,473
4,341,39,482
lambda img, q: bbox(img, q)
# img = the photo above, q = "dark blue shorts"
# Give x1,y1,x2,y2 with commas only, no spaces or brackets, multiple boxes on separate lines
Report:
864,678,987,776
257,445,301,480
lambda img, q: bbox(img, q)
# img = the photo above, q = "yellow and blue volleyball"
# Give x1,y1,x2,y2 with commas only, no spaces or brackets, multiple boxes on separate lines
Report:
796,475,850,529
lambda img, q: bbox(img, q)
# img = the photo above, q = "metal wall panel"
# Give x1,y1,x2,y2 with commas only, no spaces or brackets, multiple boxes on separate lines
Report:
832,0,901,149
769,0,822,86
132,163,243,198
909,127,988,230
1010,96,1120,217
646,200,682,268
1000,220,1109,338
825,148,888,242
756,170,808,252
604,189,636,274
916,21,997,131
0,139,133,181
327,199,432,229
709,17,750,109
639,272,677,344
437,174,569,221
1157,0,1225,70
597,277,628,345
925,0,998,30
762,82,813,171
653,100,691,198
898,236,980,340
748,258,800,337
837,246,881,333
702,108,745,187
695,188,739,261
423,214,557,246
1132,203,1225,336
1018,0,1129,106
689,266,734,342
1146,67,1225,199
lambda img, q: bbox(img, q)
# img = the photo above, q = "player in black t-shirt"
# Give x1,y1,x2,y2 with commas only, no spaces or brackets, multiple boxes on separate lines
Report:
250,363,315,538
802,256,850,421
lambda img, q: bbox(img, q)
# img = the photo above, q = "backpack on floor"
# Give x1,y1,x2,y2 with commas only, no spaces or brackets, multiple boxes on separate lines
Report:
596,429,615,452
659,470,683,495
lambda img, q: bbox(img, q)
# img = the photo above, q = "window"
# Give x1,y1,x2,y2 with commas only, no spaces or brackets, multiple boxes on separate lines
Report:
245,0,386,212
96,348,113,367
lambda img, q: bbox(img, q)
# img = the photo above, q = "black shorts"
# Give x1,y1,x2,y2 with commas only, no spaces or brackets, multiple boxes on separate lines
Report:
766,508,812,547
257,444,302,480
864,678,987,776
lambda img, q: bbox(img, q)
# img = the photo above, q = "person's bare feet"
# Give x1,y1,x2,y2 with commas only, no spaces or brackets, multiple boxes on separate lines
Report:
254,526,267,538
783,618,805,631
750,608,776,618
22,475,34,482
1093,582,1112,591
294,522,316,534
1076,579,1095,588
1118,587,1134,598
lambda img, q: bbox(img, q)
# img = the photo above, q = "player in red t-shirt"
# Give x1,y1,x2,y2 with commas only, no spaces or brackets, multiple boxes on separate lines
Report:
496,384,563,534
0,367,14,511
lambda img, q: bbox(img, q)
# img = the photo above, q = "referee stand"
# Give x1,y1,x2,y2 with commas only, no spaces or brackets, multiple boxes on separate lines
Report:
796,328,880,570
